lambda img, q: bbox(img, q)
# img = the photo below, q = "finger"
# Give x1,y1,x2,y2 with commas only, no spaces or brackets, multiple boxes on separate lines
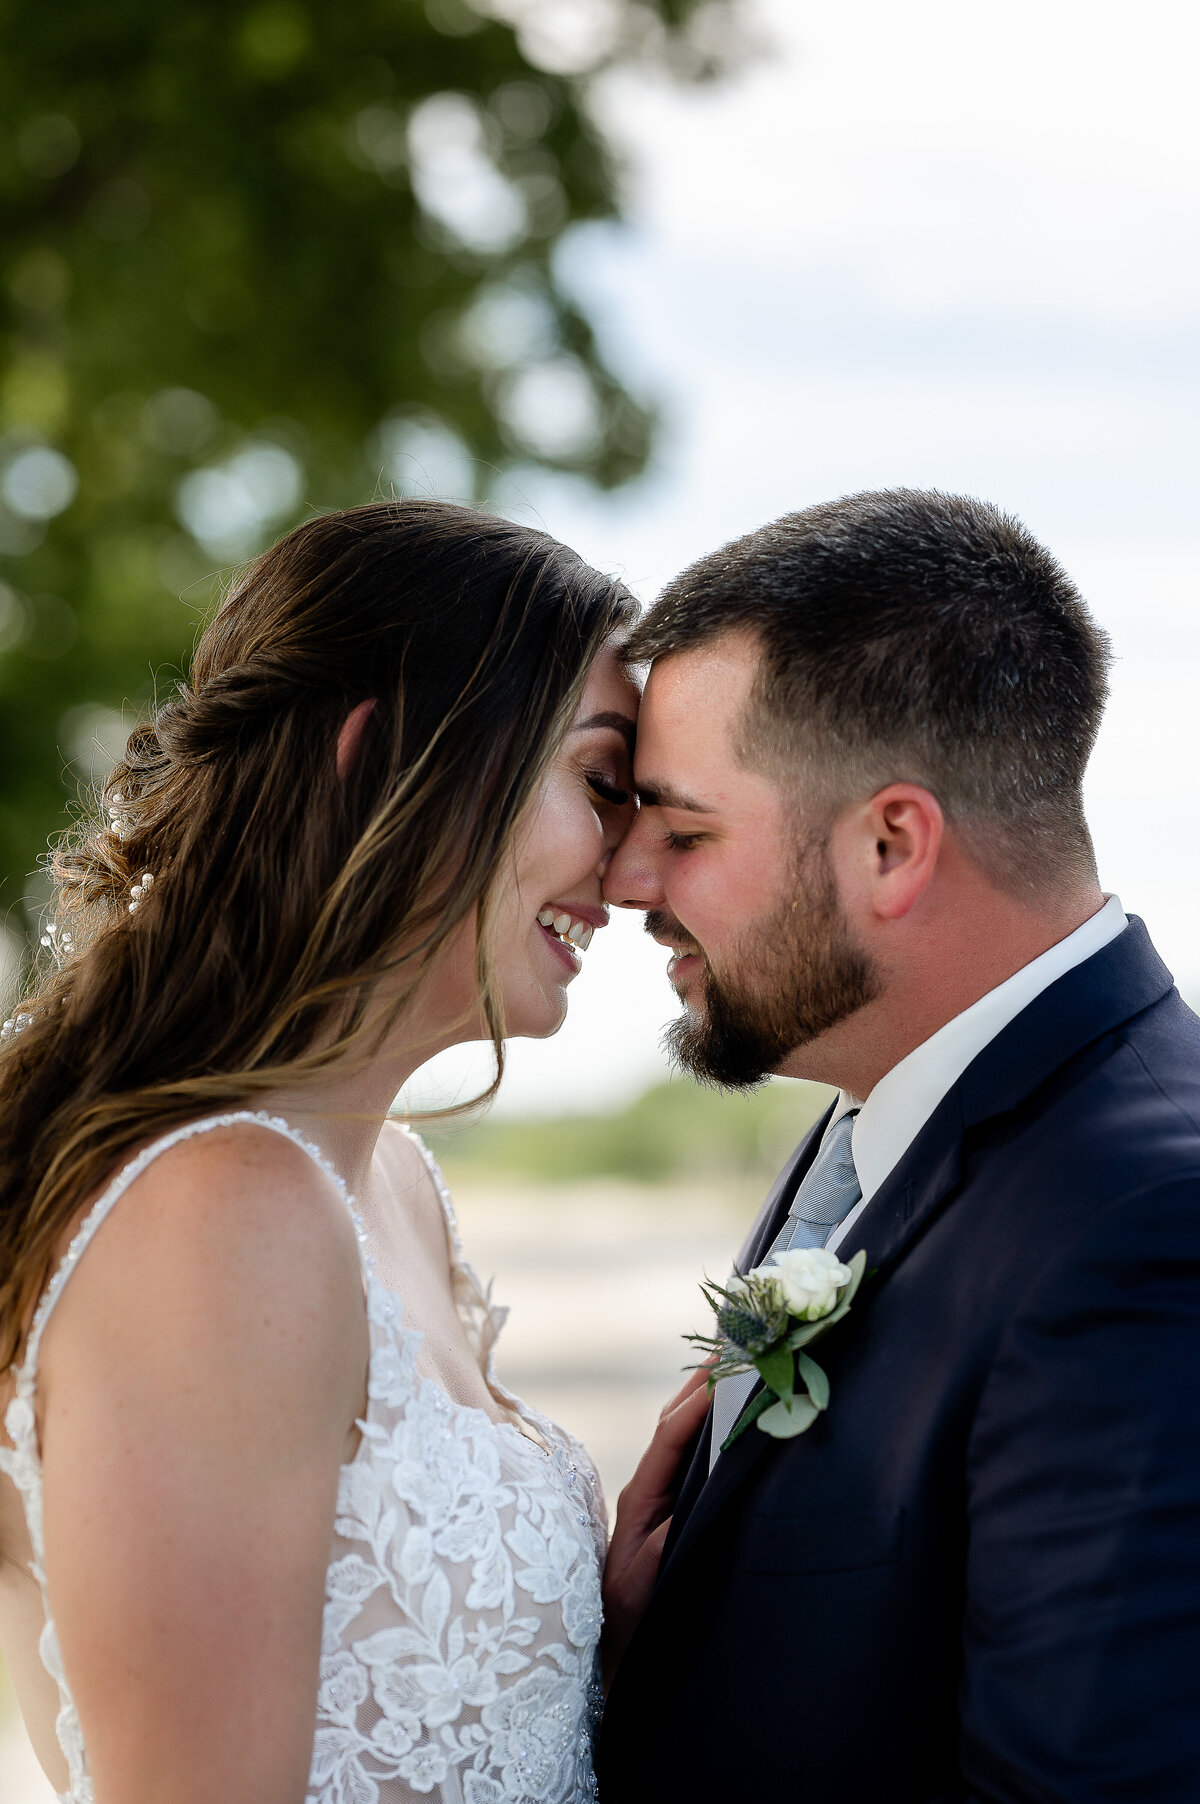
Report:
604,1512,670,1595
602,1516,673,1660
634,1515,671,1579
613,1382,712,1547
654,1373,712,1448
641,1378,711,1483
660,1363,712,1417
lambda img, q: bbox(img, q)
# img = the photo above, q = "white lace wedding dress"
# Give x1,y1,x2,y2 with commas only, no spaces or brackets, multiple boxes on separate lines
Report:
0,1112,607,1804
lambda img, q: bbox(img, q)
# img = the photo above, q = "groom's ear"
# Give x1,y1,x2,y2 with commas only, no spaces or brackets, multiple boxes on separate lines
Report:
841,783,944,923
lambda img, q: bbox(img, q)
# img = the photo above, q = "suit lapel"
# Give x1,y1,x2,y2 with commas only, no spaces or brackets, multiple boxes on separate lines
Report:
664,1104,965,1569
840,915,1174,1280
837,1101,963,1278
660,1106,835,1561
659,917,1175,1577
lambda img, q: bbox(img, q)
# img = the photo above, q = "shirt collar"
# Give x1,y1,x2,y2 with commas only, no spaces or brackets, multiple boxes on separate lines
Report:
846,894,1128,1206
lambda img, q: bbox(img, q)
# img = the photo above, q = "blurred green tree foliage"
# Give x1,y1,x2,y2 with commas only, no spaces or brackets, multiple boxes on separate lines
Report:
0,0,741,950
428,1077,832,1189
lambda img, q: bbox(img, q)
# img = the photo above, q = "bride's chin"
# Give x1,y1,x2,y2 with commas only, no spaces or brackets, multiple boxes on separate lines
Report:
505,987,570,1042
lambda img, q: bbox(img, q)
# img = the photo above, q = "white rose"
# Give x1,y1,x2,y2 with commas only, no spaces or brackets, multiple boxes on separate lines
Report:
752,1247,852,1320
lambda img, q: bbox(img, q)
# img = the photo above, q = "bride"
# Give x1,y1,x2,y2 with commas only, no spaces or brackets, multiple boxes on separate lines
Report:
0,500,700,1803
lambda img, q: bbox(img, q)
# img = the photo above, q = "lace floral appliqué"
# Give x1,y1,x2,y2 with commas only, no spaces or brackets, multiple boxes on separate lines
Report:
307,1272,604,1804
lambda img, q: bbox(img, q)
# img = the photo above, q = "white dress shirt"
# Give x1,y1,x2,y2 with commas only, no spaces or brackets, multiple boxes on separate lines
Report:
824,894,1128,1255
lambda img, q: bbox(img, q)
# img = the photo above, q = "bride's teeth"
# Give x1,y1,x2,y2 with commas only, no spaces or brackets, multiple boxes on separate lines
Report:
542,908,598,950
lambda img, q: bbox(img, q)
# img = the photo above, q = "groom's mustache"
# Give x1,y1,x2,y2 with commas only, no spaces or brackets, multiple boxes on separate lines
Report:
644,910,702,958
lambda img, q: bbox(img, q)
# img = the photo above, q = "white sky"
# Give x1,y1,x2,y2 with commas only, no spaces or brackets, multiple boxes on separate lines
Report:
405,0,1200,1117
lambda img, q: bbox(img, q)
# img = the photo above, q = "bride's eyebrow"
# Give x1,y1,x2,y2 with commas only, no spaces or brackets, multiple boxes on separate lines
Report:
572,710,636,750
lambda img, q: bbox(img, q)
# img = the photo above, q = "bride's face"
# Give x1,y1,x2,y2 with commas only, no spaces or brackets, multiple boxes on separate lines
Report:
479,639,639,1040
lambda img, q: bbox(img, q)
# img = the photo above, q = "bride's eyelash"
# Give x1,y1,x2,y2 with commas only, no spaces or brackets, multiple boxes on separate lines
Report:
586,772,630,805
665,829,703,852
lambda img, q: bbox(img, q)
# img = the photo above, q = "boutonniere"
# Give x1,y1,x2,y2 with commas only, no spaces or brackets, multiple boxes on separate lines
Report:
688,1246,867,1451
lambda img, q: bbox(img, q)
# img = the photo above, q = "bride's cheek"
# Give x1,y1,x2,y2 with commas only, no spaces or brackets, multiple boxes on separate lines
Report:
531,788,585,886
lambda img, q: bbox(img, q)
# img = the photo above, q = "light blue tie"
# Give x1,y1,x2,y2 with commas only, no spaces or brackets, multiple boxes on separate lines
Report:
775,1109,861,1250
708,1110,861,1468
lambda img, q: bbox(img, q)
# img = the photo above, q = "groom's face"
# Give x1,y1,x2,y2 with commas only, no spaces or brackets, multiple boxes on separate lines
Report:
604,633,878,1086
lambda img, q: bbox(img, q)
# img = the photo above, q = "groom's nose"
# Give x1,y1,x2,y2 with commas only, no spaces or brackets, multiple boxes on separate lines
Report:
602,812,665,911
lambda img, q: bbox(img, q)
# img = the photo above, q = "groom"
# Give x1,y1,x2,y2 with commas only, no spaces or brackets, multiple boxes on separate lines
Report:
596,491,1200,1801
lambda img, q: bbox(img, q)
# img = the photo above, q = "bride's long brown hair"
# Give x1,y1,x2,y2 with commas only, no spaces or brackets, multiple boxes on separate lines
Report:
0,500,634,1370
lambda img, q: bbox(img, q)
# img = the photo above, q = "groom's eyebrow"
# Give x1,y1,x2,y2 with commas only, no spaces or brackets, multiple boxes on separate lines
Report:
636,780,714,812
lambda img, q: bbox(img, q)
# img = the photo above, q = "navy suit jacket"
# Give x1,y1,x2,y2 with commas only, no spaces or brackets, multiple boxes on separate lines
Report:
596,919,1200,1801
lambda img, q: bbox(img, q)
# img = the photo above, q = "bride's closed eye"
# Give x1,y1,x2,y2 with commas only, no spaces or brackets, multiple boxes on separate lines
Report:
586,771,632,806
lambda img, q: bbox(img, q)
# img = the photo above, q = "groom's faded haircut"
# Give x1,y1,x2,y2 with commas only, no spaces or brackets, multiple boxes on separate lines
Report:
625,490,1112,897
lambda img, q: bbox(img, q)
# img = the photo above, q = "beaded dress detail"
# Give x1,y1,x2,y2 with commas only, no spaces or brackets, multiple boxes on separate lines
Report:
0,1112,606,1804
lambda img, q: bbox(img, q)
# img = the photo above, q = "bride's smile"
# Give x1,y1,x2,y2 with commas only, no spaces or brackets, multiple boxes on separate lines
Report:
483,639,637,1040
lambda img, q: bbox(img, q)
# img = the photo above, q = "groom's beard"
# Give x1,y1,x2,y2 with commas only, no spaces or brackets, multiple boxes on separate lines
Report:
654,836,881,1090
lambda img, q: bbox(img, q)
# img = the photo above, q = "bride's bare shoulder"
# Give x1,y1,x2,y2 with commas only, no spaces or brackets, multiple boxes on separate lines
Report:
36,1119,365,1400
83,1117,357,1259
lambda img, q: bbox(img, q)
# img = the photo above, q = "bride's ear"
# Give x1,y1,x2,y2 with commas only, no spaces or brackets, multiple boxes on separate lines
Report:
336,699,378,780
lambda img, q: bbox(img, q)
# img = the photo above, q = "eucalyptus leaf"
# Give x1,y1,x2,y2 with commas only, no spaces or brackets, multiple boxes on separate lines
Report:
755,1343,795,1398
839,1249,869,1307
757,1393,820,1439
796,1352,830,1409
787,1315,826,1349
786,1319,826,1349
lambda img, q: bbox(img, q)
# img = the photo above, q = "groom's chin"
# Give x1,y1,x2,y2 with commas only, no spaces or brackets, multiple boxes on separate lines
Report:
663,1009,775,1093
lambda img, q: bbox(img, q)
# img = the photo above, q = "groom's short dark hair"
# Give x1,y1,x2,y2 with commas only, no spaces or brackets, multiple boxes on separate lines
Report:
625,490,1112,895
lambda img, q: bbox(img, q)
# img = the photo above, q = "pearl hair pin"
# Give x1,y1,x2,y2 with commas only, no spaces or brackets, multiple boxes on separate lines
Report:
39,920,74,960
3,865,157,1048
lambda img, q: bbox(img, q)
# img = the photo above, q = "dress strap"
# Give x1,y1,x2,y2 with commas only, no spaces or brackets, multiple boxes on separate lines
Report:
397,1122,463,1254
394,1120,516,1393
17,1110,360,1395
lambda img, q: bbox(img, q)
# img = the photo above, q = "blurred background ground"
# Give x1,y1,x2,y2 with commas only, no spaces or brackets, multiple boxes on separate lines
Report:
0,1658,55,1802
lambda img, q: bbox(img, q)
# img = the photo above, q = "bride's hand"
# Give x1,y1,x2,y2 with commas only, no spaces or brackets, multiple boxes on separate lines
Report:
601,1365,712,1689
